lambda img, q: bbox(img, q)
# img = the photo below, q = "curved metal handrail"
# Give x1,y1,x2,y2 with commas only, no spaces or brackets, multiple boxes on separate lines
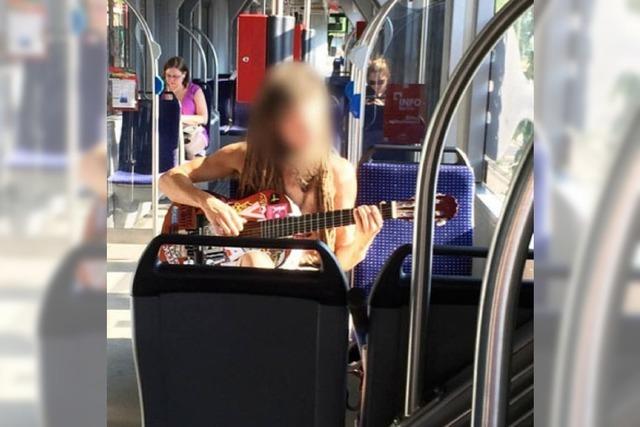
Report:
190,27,220,112
405,0,533,415
123,0,162,235
549,111,640,427
471,141,533,427
191,27,219,91
178,22,208,80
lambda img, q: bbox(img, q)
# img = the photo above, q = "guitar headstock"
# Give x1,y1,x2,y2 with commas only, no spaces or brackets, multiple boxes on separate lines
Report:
434,193,458,226
389,200,415,220
388,193,458,226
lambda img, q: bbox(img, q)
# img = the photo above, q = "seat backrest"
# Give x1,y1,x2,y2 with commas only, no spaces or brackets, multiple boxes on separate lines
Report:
354,151,475,294
117,94,180,175
118,98,151,173
118,92,180,175
327,76,351,157
158,93,181,172
132,235,350,427
362,104,385,154
360,245,533,427
218,76,236,126
39,243,105,426
234,102,251,128
192,78,214,135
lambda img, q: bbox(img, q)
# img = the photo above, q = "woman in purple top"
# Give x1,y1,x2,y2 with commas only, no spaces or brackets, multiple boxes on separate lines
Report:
163,56,209,156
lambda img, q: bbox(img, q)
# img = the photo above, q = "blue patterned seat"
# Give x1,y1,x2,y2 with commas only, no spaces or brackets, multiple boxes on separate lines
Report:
354,160,474,295
5,148,68,170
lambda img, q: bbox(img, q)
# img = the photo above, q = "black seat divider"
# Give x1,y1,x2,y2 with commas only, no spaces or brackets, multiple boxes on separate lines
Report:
132,235,350,427
361,244,533,427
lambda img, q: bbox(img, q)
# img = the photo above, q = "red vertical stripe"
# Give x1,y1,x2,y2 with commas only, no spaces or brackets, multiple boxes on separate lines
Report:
293,24,303,61
236,14,268,103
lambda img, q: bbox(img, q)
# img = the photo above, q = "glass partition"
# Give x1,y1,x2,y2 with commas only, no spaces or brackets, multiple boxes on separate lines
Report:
107,0,163,240
347,0,447,162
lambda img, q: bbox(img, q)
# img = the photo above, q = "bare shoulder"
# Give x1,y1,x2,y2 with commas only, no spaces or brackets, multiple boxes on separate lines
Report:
220,141,247,156
216,142,247,172
329,155,357,202
330,155,356,186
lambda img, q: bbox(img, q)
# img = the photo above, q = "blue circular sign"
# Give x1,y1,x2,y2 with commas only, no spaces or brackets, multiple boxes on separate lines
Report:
154,76,165,95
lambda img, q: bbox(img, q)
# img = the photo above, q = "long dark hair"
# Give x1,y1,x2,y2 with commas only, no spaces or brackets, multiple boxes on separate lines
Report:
163,56,190,88
238,62,336,248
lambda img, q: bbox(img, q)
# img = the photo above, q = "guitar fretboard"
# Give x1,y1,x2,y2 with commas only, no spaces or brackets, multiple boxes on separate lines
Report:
239,203,394,238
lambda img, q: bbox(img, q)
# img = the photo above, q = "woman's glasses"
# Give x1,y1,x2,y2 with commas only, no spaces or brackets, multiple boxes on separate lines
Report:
165,73,183,80
369,79,387,86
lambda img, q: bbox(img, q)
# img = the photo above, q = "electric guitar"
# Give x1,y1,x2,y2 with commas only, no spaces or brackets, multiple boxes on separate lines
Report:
159,190,458,267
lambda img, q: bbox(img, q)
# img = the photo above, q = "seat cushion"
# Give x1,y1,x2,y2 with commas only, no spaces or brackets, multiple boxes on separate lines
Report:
5,148,68,170
108,170,153,185
220,124,248,136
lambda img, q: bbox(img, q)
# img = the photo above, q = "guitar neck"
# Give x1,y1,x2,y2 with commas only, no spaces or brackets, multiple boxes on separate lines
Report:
242,203,395,239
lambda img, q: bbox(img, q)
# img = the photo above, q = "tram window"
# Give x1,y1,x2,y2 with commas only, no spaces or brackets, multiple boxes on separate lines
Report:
483,7,533,199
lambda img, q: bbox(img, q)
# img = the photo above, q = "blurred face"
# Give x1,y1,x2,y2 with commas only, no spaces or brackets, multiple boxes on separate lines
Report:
277,96,328,155
368,71,388,97
164,67,186,92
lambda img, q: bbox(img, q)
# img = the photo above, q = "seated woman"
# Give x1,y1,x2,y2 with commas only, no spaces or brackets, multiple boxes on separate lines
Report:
163,56,209,159
159,62,383,270
366,56,390,106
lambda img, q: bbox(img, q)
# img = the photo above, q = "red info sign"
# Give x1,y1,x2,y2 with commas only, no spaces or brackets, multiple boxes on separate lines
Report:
383,84,427,144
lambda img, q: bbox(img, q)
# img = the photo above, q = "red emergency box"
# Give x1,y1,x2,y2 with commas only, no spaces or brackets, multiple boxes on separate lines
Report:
237,14,268,103
356,21,367,39
293,23,304,61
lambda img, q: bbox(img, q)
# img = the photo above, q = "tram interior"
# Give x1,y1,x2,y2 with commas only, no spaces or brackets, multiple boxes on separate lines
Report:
104,0,535,425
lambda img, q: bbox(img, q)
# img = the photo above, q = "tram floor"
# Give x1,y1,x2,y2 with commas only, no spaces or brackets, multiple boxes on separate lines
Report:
108,243,144,427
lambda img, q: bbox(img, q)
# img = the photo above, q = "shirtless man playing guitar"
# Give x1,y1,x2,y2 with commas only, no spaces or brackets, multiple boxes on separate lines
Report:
159,63,383,270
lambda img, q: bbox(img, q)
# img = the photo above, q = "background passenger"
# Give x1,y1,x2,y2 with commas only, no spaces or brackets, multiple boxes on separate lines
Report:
366,56,390,106
363,57,390,154
162,56,209,158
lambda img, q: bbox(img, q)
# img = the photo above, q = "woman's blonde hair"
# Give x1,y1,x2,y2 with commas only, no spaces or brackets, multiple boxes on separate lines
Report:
368,56,390,79
238,62,336,248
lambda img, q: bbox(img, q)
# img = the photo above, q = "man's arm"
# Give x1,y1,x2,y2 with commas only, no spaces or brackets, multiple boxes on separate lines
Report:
332,158,383,271
158,142,246,235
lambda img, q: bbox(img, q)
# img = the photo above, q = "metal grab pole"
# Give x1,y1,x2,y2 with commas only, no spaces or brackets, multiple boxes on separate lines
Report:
549,113,640,427
124,0,162,235
178,23,208,80
66,0,80,240
471,142,533,427
302,0,311,62
405,0,532,416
